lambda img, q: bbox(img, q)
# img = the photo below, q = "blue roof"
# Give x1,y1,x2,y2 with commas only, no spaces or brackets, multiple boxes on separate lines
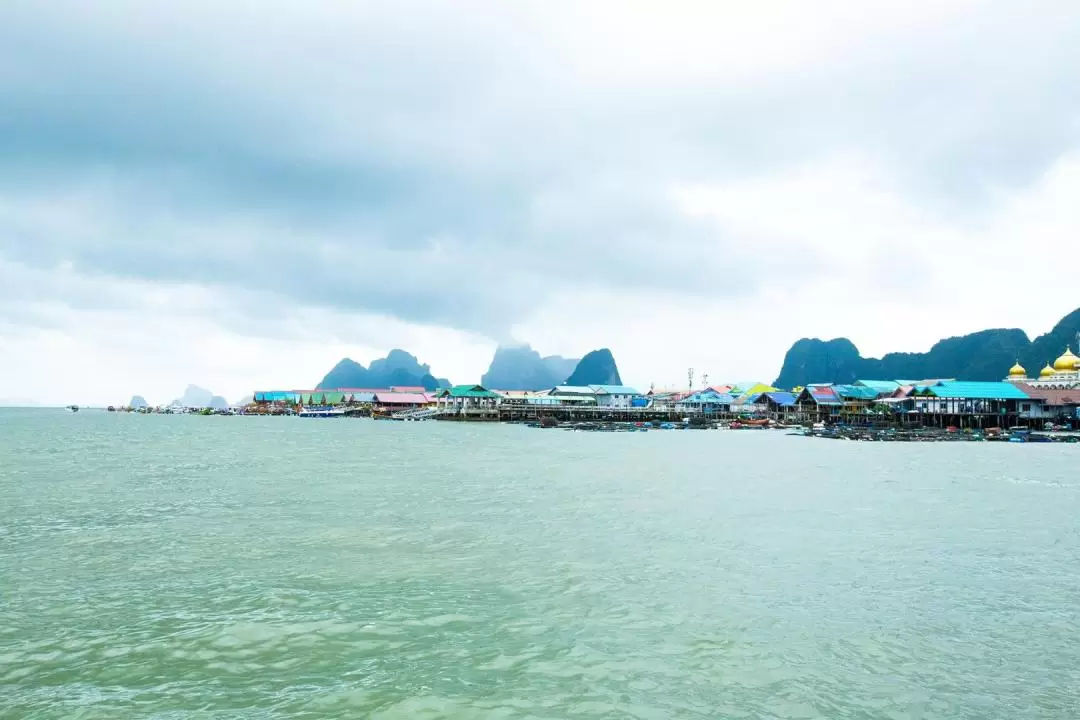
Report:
588,385,641,395
926,381,1029,400
762,391,797,407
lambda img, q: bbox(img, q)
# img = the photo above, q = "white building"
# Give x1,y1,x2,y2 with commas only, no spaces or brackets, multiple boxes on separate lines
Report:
1005,347,1080,390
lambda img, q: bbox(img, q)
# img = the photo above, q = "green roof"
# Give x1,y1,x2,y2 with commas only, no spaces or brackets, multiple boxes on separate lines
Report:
441,384,500,398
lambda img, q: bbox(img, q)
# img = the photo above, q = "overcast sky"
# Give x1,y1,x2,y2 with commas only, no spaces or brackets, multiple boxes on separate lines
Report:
3,1,1080,405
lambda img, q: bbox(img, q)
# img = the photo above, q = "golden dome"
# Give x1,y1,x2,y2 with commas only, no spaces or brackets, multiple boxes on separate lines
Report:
1040,363,1055,378
1007,361,1026,377
1052,346,1080,372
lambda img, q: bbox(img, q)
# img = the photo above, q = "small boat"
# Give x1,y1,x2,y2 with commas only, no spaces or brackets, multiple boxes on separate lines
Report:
67,405,79,412
297,407,347,418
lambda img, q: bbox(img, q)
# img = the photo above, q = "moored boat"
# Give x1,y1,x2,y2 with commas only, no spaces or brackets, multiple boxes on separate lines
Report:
297,407,347,418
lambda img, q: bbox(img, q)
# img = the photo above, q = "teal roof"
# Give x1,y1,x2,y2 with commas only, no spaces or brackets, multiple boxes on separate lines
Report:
926,382,1029,400
855,380,900,393
834,385,880,400
441,384,500,398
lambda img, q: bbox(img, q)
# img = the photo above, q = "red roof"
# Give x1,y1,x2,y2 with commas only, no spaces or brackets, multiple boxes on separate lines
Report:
1017,384,1080,406
373,392,429,405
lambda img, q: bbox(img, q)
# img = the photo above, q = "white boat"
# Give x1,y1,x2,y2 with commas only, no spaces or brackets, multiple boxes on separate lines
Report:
297,407,347,418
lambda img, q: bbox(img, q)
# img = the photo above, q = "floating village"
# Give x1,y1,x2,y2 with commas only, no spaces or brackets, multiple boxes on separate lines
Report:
106,348,1080,442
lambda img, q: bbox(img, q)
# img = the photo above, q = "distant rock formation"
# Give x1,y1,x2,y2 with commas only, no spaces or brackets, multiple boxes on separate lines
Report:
208,396,229,410
565,349,623,386
481,345,580,390
773,306,1080,387
128,395,149,409
317,350,451,390
542,356,579,384
235,395,254,407
173,385,214,408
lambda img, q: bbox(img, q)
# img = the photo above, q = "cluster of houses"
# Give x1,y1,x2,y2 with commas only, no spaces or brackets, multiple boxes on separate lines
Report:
251,384,645,416
251,348,1080,428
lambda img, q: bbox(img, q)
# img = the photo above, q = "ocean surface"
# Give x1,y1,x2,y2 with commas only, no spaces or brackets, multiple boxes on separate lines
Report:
1,408,1078,719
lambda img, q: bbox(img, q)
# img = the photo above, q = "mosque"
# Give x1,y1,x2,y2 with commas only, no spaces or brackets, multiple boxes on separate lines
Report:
1006,346,1080,389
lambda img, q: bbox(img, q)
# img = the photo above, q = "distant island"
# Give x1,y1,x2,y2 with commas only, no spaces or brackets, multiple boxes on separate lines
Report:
565,349,623,386
481,345,578,390
317,349,451,391
775,307,1080,387
315,345,624,393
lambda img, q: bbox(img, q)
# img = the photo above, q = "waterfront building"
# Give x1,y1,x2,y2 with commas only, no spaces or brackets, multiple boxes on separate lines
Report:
496,390,574,407
590,385,642,408
436,385,501,415
758,391,797,422
794,385,843,423
675,389,734,415
1004,347,1080,389
908,381,1029,428
1016,384,1080,425
546,385,642,408
254,390,300,404
645,389,690,409
372,392,431,412
833,385,880,415
299,391,346,406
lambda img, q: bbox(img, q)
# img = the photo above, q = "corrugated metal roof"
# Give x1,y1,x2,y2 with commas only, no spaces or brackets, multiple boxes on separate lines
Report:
835,385,880,400
1015,384,1080,406
762,391,797,407
855,380,901,393
349,392,376,403
739,382,779,397
926,382,1029,400
552,385,597,395
390,386,426,393
804,386,842,405
588,385,641,395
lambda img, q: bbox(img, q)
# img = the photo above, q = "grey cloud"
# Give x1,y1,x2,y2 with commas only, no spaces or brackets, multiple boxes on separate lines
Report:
2,1,1079,337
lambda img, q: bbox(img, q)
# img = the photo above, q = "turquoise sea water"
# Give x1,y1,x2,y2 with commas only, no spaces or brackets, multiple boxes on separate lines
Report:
1,408,1078,718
